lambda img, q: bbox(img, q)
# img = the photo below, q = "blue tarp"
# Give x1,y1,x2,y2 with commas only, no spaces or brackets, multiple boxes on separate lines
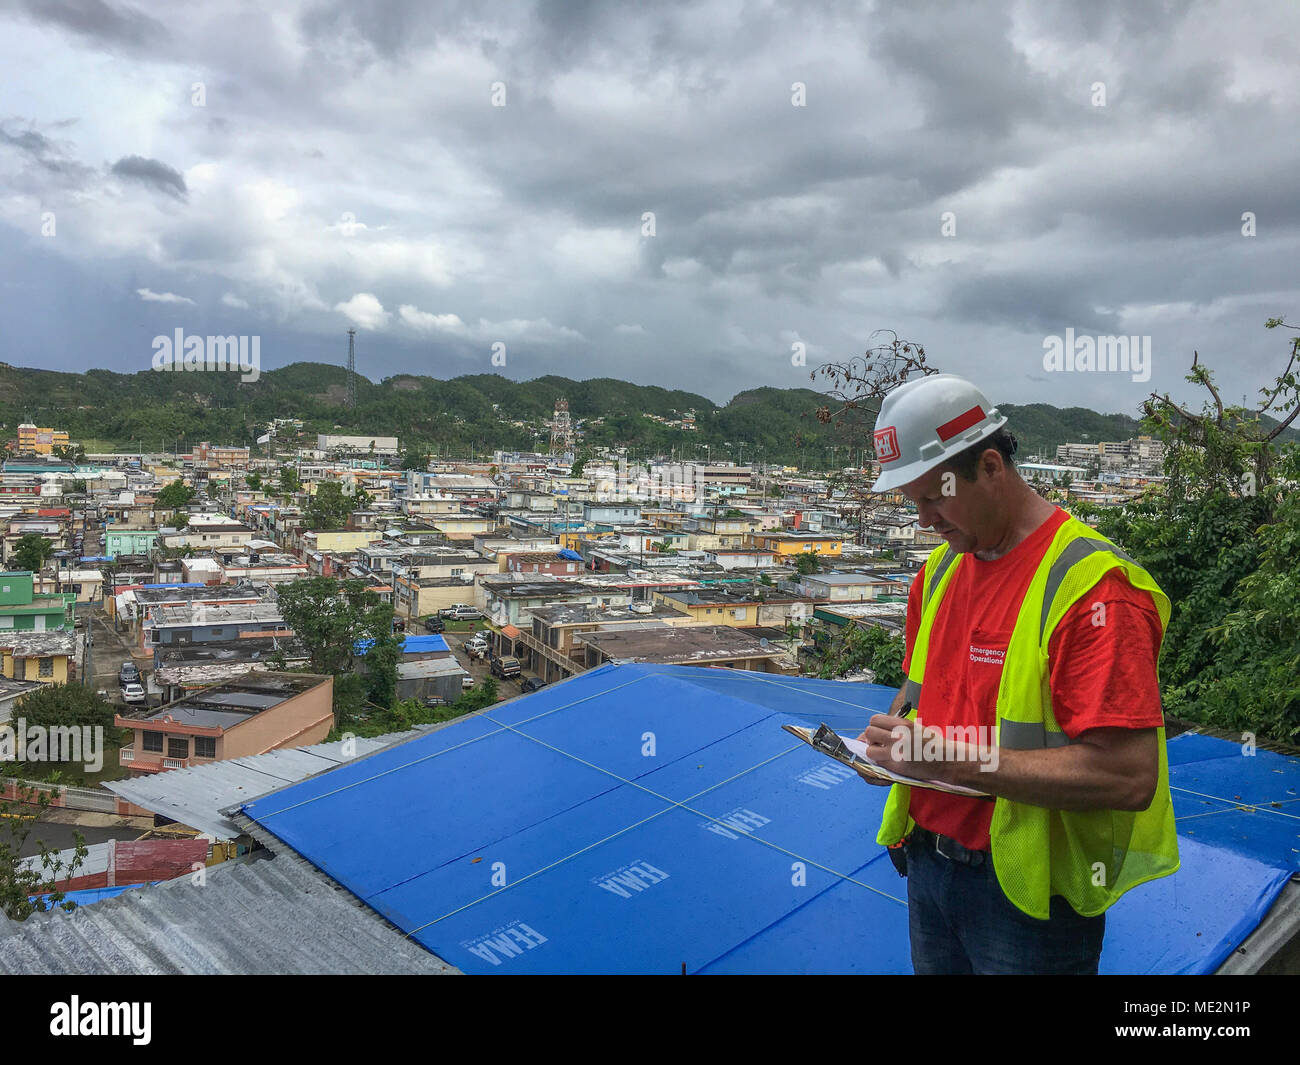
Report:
355,634,450,655
557,549,583,561
30,882,154,910
241,664,1299,974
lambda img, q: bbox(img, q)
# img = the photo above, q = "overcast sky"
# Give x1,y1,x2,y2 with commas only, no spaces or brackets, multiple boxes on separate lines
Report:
1,0,1296,416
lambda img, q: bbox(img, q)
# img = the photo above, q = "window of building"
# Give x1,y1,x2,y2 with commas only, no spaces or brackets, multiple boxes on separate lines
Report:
38,657,54,677
168,737,189,759
143,731,163,753
195,736,216,758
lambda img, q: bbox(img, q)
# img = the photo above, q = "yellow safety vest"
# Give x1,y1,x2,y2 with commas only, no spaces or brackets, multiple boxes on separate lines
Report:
876,513,1180,919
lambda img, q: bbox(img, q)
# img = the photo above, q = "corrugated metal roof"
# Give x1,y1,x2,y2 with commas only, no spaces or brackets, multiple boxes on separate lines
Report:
104,729,432,839
0,852,457,974
396,657,464,680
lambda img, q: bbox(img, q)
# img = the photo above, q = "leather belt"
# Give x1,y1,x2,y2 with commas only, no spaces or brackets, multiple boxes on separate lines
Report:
910,826,988,867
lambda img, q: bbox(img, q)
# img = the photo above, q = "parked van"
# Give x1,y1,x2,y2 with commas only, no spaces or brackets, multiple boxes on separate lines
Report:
440,604,483,621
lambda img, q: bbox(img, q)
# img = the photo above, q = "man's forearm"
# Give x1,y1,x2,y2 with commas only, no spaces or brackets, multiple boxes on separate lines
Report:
935,739,1157,812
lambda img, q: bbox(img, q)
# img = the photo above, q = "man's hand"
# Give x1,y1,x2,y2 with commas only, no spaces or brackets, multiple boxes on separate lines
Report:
856,713,944,783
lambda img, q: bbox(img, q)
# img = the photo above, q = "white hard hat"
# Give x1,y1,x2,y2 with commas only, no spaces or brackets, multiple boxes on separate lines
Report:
869,373,1008,493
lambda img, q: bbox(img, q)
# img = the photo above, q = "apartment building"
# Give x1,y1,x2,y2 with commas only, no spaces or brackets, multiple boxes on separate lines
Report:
0,571,75,633
16,423,69,456
116,672,333,777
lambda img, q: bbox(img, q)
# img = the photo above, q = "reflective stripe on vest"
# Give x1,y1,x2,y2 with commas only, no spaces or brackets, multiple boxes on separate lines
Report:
1039,535,1138,643
999,719,1074,749
927,547,959,603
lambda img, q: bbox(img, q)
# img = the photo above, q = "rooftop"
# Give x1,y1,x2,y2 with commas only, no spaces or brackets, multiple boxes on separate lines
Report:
529,603,686,626
576,624,787,664
119,672,328,731
801,572,904,586
0,852,454,975
149,600,283,628
0,631,78,656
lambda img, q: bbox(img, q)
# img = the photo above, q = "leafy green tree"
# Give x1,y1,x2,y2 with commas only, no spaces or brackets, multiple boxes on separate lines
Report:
361,631,402,710
67,479,88,494
401,447,430,471
331,672,369,731
278,465,300,495
15,684,116,732
819,623,907,686
1079,320,1300,743
273,576,395,677
11,533,52,573
792,551,823,575
305,481,360,530
0,781,87,921
245,473,263,490
9,685,123,782
156,479,195,508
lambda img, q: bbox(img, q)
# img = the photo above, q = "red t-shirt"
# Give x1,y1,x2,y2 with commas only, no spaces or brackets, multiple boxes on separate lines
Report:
901,506,1165,850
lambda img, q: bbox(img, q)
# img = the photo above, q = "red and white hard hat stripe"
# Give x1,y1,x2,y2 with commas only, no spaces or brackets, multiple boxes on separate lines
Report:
935,404,986,442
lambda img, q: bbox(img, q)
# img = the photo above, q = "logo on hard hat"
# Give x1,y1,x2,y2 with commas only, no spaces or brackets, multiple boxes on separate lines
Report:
874,426,900,463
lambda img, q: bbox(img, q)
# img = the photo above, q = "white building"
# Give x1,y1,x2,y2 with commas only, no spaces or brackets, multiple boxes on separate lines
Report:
317,435,399,457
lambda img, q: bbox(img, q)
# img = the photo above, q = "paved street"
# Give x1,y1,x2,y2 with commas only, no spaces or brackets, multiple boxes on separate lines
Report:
84,606,154,709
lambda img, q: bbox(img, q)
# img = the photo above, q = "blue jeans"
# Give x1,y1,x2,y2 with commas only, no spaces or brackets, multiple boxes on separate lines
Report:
904,834,1105,974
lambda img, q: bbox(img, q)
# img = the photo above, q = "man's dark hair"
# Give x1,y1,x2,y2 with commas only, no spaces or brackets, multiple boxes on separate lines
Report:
941,428,1019,482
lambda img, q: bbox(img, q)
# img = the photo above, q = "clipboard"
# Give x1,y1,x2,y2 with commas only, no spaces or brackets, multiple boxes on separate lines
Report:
783,722,992,798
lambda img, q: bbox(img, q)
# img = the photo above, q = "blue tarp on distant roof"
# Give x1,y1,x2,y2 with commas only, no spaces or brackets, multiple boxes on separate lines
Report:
30,882,154,910
557,549,583,561
354,633,450,655
397,634,450,654
241,664,1298,975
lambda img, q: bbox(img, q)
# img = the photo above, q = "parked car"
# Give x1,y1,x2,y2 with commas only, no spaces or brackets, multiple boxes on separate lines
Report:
423,615,445,633
120,681,146,705
464,636,489,659
490,655,521,679
461,673,475,690
520,677,546,693
440,604,483,621
119,662,141,686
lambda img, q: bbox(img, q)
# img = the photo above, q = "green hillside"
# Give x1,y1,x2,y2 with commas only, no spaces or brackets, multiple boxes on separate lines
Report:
0,360,1281,469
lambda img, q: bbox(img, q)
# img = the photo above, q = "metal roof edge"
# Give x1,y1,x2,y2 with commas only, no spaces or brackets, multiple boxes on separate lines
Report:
1214,880,1300,975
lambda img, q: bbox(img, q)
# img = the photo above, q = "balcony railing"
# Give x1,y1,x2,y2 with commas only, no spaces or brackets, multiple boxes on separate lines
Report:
119,747,134,762
515,630,586,676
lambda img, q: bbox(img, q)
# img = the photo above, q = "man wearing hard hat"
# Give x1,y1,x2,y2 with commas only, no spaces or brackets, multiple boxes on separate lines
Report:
858,373,1178,974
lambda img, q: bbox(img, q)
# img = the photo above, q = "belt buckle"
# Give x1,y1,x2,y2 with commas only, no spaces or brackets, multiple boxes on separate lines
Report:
934,833,983,866
934,833,963,862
